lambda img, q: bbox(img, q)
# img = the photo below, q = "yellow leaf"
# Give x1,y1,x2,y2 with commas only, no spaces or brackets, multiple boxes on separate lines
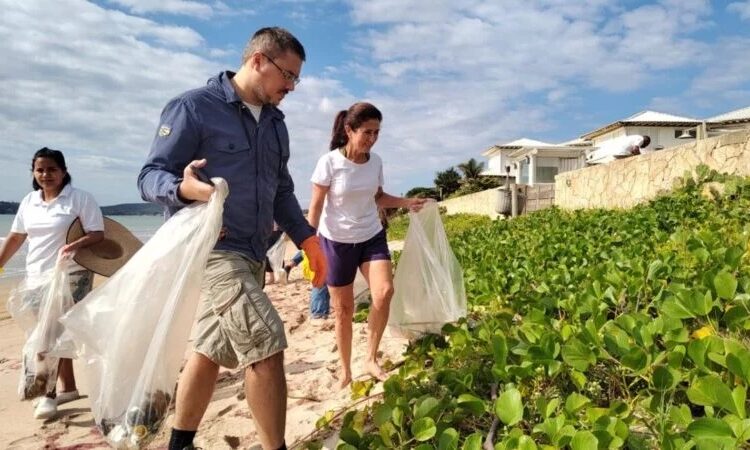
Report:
691,326,714,340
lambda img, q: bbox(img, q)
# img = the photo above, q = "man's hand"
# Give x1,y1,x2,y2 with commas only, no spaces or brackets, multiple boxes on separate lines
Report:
178,159,215,202
300,235,327,288
407,197,430,212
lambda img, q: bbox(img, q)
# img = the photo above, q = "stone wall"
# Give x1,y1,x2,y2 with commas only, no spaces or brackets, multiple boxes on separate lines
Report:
439,188,500,219
555,130,750,210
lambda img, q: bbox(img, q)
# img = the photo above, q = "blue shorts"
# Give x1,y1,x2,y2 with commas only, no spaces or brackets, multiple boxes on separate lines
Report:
320,229,391,287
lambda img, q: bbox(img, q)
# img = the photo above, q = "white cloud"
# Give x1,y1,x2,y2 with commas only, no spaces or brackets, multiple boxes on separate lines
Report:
108,0,215,17
0,0,745,208
0,0,221,204
728,1,750,21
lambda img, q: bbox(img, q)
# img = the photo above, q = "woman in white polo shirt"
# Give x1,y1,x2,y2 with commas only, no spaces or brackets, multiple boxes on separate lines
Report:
0,147,104,419
308,102,426,388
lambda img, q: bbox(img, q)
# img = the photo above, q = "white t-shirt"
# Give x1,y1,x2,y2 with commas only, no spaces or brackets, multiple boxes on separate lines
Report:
243,102,262,123
311,150,384,243
11,184,104,284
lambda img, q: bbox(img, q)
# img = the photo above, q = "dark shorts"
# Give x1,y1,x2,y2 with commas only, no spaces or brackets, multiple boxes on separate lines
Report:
320,229,391,287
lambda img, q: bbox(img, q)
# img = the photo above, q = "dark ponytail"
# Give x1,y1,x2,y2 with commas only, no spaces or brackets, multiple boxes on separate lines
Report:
328,102,383,151
31,147,72,190
329,110,348,150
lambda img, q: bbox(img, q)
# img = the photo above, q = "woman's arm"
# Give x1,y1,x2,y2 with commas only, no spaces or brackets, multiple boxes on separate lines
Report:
307,183,329,229
60,231,105,257
0,232,27,269
375,187,428,212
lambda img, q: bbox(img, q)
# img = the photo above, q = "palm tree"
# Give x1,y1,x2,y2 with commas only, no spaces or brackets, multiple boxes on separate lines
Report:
457,158,484,180
434,167,461,199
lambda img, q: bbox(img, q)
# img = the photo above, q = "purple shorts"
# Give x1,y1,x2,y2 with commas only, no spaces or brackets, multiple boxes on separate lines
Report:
320,229,391,287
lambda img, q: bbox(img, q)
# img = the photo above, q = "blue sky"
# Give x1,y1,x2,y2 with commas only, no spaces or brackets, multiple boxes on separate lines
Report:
1,0,749,206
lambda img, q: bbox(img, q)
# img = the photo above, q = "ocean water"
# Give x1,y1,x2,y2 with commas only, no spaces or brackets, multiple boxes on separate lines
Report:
0,214,165,280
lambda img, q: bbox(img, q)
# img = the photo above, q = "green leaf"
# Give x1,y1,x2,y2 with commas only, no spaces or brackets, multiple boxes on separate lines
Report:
336,444,357,450
687,376,738,415
570,430,598,450
715,271,738,300
415,396,440,420
495,388,524,426
687,417,735,438
438,427,459,450
517,435,538,450
727,348,750,384
662,297,695,319
411,417,437,441
565,393,590,414
457,394,486,415
732,386,747,420
670,404,692,428
461,432,483,450
492,334,508,369
373,404,393,427
621,347,648,372
339,427,361,446
379,421,396,448
652,365,678,391
562,338,596,371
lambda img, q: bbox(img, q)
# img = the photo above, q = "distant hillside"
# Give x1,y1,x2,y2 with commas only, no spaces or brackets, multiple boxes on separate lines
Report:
0,202,18,214
0,201,162,216
101,203,163,215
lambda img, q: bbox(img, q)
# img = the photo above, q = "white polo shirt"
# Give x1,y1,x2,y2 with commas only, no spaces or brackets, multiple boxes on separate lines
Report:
11,184,104,284
311,150,384,243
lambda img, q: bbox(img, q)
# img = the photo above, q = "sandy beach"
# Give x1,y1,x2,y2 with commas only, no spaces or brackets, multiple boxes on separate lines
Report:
0,241,408,449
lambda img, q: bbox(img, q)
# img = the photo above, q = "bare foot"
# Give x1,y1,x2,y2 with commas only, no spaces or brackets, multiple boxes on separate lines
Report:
337,373,352,390
366,360,388,382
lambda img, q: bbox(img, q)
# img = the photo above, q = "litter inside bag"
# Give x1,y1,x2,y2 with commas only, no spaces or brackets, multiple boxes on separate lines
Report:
266,232,287,282
7,259,76,400
388,202,467,339
61,178,228,449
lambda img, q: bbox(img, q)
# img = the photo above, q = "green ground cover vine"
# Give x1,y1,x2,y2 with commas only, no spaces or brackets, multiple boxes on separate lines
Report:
309,166,750,449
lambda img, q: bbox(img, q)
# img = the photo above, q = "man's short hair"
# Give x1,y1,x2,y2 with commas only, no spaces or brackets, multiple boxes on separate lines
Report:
242,27,306,64
640,135,651,148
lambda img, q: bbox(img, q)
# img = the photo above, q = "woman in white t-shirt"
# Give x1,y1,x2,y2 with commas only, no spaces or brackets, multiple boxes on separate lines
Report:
308,102,427,388
0,147,104,420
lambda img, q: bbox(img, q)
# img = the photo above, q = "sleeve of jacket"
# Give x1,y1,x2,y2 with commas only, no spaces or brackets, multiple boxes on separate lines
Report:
272,122,315,247
137,97,200,207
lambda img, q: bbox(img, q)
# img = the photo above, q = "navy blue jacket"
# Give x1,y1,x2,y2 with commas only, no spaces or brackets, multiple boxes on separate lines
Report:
138,71,314,262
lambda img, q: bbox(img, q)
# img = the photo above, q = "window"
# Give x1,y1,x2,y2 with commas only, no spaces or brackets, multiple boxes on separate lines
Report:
535,166,559,183
518,162,529,184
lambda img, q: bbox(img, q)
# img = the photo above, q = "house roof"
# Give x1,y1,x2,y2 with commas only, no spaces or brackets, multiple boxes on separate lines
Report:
557,137,593,147
707,106,750,124
581,110,702,140
482,138,558,156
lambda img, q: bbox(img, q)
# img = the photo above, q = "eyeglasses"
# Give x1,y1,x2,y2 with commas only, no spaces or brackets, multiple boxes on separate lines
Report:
261,53,300,86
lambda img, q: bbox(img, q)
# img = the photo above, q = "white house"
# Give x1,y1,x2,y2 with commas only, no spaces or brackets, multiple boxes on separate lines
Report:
707,106,750,134
482,138,589,186
581,110,702,151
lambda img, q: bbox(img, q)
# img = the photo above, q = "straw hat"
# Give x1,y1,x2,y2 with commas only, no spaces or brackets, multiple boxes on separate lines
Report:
66,217,143,277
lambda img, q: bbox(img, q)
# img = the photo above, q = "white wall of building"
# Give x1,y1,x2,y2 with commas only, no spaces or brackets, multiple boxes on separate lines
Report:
592,126,696,150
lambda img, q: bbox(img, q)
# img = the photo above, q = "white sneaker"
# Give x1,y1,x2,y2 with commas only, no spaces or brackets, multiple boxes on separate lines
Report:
34,397,57,419
56,390,80,405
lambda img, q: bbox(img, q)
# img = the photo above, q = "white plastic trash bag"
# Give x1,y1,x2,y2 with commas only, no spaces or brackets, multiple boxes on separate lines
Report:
61,178,228,449
7,258,76,400
388,202,467,339
266,233,287,282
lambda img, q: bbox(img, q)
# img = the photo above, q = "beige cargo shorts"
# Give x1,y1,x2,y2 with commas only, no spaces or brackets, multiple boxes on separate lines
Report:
193,251,287,369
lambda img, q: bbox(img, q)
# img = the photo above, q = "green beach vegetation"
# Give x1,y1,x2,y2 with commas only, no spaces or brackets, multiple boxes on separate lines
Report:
309,165,750,449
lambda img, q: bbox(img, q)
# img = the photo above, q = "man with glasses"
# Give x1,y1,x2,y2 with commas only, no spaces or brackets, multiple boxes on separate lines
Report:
138,27,327,450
